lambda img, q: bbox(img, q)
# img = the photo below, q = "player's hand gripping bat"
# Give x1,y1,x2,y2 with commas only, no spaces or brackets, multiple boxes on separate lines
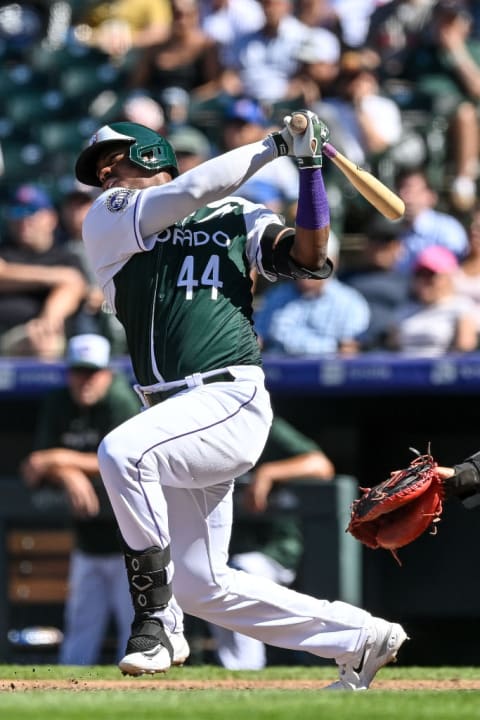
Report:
290,113,405,221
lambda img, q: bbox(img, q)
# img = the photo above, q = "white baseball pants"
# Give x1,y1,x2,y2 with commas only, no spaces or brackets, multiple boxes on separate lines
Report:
98,365,372,664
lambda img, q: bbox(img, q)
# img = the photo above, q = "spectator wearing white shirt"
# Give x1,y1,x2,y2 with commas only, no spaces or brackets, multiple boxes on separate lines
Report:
330,0,385,48
218,0,311,104
316,50,403,168
201,0,265,51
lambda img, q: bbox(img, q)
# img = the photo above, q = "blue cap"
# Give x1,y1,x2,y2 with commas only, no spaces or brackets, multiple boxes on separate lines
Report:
226,98,267,126
7,184,54,219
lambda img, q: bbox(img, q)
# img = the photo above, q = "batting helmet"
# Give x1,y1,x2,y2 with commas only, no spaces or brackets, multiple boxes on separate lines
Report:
75,121,178,187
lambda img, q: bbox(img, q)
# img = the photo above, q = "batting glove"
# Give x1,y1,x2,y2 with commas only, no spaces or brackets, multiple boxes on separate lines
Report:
285,111,330,169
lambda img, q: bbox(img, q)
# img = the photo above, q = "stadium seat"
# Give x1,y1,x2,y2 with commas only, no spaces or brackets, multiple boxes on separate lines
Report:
0,140,47,182
59,62,124,108
36,118,97,154
6,89,68,129
0,62,48,97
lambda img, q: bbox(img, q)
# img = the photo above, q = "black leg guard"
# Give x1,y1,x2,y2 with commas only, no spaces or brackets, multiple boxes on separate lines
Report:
121,541,174,660
122,542,172,614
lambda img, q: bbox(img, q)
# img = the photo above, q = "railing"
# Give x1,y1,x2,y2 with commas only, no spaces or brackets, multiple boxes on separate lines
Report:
2,352,480,397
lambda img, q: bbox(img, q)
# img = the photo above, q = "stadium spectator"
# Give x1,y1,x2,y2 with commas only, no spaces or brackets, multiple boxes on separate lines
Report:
330,0,384,50
57,190,127,353
221,97,300,220
362,0,436,79
209,414,335,670
168,124,212,172
453,203,480,336
254,233,371,355
20,333,141,665
314,50,403,169
399,0,480,211
0,2,54,55
200,0,265,64
118,93,167,135
0,184,87,359
127,0,222,103
218,0,311,105
71,0,172,61
393,167,469,273
289,27,341,107
340,216,410,351
295,0,342,37
386,245,478,356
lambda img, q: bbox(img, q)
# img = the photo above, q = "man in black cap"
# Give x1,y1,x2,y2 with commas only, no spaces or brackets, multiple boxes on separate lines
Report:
340,216,410,351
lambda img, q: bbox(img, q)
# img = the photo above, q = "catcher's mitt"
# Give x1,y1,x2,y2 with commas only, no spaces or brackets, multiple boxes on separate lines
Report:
347,447,445,565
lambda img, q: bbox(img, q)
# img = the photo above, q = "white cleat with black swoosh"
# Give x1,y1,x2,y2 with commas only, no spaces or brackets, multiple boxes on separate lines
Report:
325,619,408,691
119,617,190,676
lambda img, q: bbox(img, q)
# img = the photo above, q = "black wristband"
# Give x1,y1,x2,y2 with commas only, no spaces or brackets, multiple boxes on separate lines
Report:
269,132,290,157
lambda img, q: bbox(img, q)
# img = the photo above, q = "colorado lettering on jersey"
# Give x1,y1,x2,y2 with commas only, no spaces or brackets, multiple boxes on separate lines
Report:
157,226,231,248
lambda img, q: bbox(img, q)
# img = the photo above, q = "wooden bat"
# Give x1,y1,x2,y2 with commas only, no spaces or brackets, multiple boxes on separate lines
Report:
289,113,405,221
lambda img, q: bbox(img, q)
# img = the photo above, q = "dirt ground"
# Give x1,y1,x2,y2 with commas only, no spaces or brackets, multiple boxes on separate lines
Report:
2,677,480,692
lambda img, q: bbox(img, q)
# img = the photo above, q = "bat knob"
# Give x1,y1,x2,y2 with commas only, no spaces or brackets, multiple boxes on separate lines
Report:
290,113,308,135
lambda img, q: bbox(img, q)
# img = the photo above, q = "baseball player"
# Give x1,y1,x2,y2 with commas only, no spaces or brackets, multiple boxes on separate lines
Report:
74,112,407,690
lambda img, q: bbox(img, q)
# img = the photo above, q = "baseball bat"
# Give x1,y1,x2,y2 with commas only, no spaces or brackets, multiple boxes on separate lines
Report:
290,113,405,221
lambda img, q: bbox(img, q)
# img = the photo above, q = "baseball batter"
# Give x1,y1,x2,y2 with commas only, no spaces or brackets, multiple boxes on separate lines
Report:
74,111,407,690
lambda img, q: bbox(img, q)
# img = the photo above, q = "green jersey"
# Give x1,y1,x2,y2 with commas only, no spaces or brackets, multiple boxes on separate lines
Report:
84,190,280,385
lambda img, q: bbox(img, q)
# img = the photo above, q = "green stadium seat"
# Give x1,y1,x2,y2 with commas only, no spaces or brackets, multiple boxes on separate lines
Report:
36,118,96,154
6,89,68,129
0,140,47,182
59,62,124,104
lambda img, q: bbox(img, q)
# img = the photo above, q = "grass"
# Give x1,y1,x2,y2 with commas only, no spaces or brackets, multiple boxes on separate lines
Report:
0,665,479,720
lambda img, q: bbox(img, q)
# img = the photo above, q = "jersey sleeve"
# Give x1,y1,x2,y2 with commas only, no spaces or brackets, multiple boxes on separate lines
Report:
82,188,147,294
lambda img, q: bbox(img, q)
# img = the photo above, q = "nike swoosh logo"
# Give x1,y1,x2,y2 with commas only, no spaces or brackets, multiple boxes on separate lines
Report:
353,648,366,674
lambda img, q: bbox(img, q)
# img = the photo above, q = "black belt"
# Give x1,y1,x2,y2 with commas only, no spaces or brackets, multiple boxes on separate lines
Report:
143,371,235,407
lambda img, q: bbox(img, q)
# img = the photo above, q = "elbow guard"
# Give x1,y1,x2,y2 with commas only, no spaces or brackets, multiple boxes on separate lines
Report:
260,223,333,280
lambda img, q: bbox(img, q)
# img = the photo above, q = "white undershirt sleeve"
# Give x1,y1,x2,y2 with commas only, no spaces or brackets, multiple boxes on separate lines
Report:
138,137,278,239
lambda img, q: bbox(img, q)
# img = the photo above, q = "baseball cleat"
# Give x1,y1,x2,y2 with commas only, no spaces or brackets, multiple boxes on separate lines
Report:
170,631,191,666
119,616,190,676
120,644,172,676
325,618,408,691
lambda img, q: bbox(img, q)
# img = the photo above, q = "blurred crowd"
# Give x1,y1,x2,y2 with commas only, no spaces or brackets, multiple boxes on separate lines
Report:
1,0,480,359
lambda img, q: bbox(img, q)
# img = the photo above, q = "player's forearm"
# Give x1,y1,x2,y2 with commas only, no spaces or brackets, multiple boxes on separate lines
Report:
291,169,330,271
256,452,335,484
36,449,100,479
139,138,277,237
0,263,83,292
448,46,480,99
